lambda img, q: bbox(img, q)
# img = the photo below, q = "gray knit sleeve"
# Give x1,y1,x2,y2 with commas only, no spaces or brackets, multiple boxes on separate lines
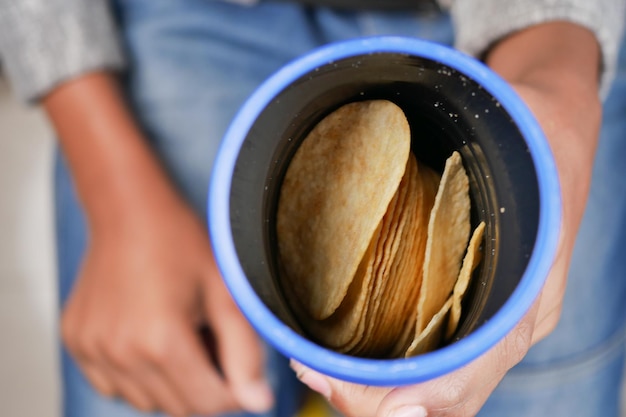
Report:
0,0,125,102
448,0,626,95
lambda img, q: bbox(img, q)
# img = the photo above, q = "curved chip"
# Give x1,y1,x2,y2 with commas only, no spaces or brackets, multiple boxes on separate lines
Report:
277,100,411,320
446,221,486,340
415,151,470,333
406,297,453,357
353,157,438,358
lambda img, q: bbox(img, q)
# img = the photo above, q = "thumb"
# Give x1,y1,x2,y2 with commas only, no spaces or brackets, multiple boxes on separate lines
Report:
289,301,538,417
291,360,393,417
205,276,274,414
377,306,537,417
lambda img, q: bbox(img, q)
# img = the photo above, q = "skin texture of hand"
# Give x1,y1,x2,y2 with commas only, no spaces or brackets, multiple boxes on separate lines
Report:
290,22,602,417
61,196,273,416
44,74,273,416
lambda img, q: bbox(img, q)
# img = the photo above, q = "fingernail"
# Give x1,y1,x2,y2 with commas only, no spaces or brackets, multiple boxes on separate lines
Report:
239,380,274,414
291,360,332,399
289,359,302,372
389,405,428,417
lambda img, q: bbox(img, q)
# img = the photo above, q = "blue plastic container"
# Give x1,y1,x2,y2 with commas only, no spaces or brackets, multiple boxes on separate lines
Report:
208,36,561,386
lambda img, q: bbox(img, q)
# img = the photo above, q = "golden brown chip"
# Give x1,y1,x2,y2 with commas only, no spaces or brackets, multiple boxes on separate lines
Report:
276,100,411,320
446,221,486,340
292,222,382,349
299,165,407,351
388,163,442,357
405,297,453,357
415,151,470,334
340,161,411,354
354,157,439,358
276,97,481,358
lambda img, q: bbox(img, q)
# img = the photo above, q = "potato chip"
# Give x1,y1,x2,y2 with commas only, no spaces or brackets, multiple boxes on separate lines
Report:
276,98,482,359
405,297,453,357
446,221,486,340
298,164,408,350
286,222,381,349
353,157,439,357
388,164,442,357
347,159,414,356
337,161,412,353
276,100,411,320
415,151,470,334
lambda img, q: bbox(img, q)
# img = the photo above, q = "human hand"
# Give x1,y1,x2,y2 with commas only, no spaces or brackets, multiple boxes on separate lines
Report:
45,72,274,416
289,22,602,417
60,191,273,416
61,200,275,416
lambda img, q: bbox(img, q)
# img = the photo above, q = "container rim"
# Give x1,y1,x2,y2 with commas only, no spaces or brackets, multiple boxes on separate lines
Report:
208,36,562,385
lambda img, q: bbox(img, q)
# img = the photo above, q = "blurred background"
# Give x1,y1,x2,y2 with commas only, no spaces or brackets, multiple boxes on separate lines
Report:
0,71,60,416
0,66,624,417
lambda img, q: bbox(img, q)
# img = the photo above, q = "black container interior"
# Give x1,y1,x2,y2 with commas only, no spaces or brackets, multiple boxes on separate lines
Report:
229,52,541,349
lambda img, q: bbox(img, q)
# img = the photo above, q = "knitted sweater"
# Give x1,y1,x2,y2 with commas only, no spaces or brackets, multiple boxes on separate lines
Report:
0,0,624,101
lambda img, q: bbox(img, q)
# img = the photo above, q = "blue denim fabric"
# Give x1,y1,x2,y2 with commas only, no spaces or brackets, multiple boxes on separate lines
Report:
54,1,625,416
55,2,453,416
478,32,626,417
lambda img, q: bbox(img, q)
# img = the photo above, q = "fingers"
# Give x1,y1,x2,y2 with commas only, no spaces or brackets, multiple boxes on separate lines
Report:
292,301,539,417
71,343,182,415
205,273,275,414
79,364,118,401
101,368,155,414
126,366,187,416
378,307,536,417
291,360,392,417
59,202,274,416
291,360,332,400
63,306,240,416
150,319,240,415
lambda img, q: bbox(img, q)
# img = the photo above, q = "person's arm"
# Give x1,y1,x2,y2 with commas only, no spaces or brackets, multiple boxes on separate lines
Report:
1,1,273,415
290,21,602,417
44,72,273,416
451,0,625,96
488,22,601,343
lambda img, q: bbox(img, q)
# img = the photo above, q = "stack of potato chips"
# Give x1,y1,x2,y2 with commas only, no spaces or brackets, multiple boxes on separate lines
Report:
277,100,485,358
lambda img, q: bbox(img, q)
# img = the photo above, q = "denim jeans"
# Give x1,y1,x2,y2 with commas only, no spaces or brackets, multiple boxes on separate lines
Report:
478,29,626,417
54,1,626,416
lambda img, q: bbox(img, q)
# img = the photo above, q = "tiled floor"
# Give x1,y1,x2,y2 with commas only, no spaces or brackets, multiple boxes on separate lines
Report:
0,76,60,416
